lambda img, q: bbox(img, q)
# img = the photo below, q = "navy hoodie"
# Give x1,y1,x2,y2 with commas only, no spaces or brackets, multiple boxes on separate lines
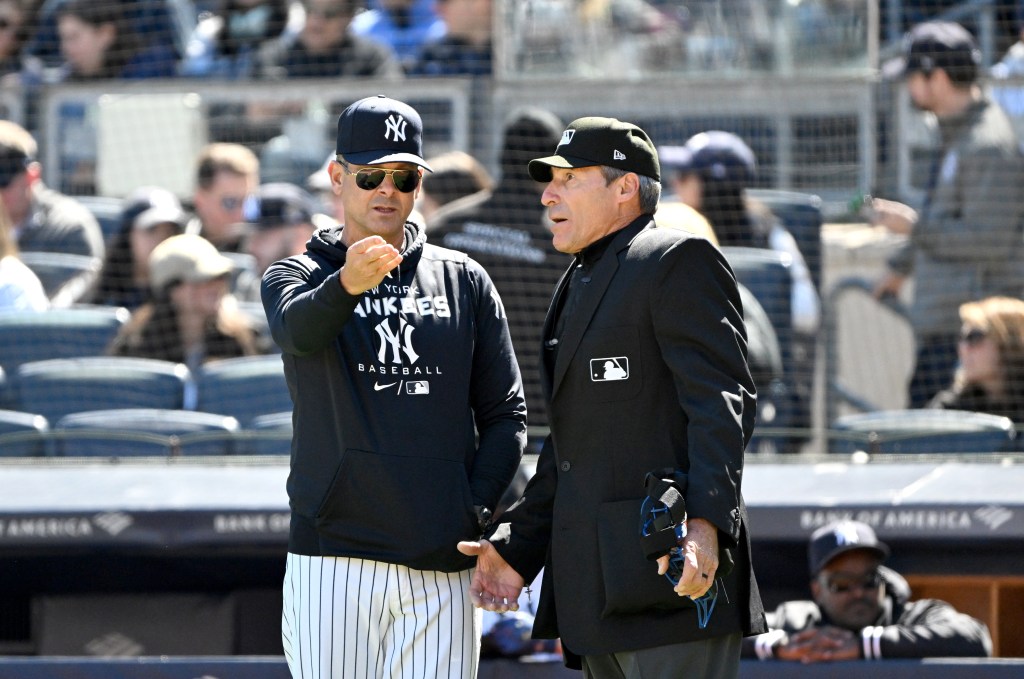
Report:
262,220,527,571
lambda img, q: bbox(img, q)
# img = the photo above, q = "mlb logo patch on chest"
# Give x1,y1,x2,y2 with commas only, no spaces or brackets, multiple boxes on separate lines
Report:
591,357,629,381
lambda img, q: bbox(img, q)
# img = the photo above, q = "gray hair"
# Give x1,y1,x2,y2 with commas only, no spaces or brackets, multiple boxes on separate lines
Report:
599,166,661,214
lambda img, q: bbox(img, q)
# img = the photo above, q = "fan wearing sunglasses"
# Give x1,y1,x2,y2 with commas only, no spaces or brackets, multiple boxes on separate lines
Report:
928,296,1024,425
743,520,991,662
263,95,526,679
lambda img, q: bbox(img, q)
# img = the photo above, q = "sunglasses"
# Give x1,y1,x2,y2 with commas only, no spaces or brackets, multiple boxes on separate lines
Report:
0,17,16,32
345,167,421,193
959,328,988,346
824,570,883,595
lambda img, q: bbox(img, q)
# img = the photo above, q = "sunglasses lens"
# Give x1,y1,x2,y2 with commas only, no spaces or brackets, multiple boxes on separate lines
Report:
960,329,987,345
392,170,419,193
355,169,385,190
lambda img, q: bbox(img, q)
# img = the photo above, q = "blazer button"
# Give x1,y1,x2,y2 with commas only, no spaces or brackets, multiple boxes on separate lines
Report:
560,461,571,472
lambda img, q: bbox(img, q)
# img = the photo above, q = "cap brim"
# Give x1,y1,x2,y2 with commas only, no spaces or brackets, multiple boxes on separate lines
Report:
816,543,890,573
342,150,433,172
528,155,597,182
134,206,188,231
881,56,908,80
190,257,234,282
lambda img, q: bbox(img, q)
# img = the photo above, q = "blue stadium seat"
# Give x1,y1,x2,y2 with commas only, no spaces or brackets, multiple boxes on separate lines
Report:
241,411,293,456
0,307,130,374
721,247,793,365
53,409,238,457
738,284,793,455
14,357,189,425
195,356,291,428
747,188,824,292
0,409,49,457
75,195,126,246
830,409,1016,455
19,251,101,300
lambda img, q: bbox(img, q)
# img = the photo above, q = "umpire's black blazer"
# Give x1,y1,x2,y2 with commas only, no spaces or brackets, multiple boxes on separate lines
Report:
490,215,767,662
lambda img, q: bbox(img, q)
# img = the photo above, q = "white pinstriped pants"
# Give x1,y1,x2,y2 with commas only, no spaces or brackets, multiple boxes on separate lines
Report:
282,553,481,679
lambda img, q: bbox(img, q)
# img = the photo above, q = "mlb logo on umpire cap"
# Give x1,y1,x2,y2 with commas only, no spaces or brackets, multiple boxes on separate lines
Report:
336,95,432,170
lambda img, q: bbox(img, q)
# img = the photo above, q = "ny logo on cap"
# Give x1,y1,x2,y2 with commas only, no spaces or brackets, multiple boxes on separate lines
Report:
559,129,575,146
833,522,862,546
384,114,407,142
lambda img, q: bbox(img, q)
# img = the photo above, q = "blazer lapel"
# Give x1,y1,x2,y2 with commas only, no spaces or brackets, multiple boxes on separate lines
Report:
549,236,625,399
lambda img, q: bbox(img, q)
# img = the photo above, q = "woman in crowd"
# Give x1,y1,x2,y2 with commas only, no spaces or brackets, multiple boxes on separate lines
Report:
929,296,1024,424
91,187,187,311
55,0,177,80
108,233,260,372
0,194,47,311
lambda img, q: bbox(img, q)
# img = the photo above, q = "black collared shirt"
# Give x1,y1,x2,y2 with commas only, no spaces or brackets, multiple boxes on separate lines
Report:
551,228,621,352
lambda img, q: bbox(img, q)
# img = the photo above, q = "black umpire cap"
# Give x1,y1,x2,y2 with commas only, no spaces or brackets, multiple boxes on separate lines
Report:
528,116,661,182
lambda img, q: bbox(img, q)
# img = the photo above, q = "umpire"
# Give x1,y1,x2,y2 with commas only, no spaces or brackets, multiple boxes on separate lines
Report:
459,116,766,678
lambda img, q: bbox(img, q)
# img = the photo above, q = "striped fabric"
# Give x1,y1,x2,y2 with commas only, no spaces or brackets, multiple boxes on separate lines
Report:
282,553,481,678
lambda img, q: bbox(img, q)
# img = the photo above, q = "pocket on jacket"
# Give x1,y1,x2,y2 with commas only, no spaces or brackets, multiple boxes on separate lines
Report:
314,448,478,569
597,498,694,618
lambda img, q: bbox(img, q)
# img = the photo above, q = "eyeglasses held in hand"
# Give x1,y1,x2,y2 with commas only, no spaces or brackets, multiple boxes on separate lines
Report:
345,167,421,193
825,570,883,595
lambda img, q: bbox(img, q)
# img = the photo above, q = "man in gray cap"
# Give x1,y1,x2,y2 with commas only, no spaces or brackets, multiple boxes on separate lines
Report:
458,116,765,678
872,20,1024,408
743,520,991,662
262,95,526,679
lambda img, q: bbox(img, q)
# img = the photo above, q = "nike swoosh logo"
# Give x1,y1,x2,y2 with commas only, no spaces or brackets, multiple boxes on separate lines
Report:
374,382,398,391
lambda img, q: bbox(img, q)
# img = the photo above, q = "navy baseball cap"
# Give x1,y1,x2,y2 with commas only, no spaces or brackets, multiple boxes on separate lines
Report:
336,94,432,170
808,520,890,574
122,186,188,232
682,131,757,185
241,183,316,231
528,116,661,182
884,21,980,84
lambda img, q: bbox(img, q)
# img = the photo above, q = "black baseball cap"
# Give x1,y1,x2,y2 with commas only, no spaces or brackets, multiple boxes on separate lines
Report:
884,21,980,84
336,94,432,170
0,146,31,187
808,520,890,574
241,183,316,231
122,186,188,232
528,116,661,182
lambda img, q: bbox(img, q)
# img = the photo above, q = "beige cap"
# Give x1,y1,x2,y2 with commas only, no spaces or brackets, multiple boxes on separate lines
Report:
149,234,234,292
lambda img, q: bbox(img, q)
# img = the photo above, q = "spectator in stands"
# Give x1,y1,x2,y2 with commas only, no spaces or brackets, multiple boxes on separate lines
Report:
873,21,1024,409
54,0,178,80
666,131,820,450
0,120,104,305
427,107,567,432
349,0,444,71
109,233,260,371
662,132,821,337
257,0,403,78
180,0,295,79
929,296,1024,424
91,186,188,310
0,195,47,311
235,182,318,302
409,0,492,77
417,149,493,223
189,143,260,253
0,0,43,86
306,152,344,225
743,520,992,661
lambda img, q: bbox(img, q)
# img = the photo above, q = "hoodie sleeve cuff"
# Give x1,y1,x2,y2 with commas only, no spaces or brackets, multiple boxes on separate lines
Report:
861,626,884,659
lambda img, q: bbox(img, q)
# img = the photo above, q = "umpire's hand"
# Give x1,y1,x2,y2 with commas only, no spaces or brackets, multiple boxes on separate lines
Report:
659,517,719,599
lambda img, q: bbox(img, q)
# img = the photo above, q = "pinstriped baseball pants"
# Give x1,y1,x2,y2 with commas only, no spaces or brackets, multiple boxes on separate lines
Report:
282,553,481,679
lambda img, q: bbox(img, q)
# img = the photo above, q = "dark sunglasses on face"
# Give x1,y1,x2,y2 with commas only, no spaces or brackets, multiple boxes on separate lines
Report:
959,328,988,346
824,570,883,595
345,166,421,193
0,17,16,32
